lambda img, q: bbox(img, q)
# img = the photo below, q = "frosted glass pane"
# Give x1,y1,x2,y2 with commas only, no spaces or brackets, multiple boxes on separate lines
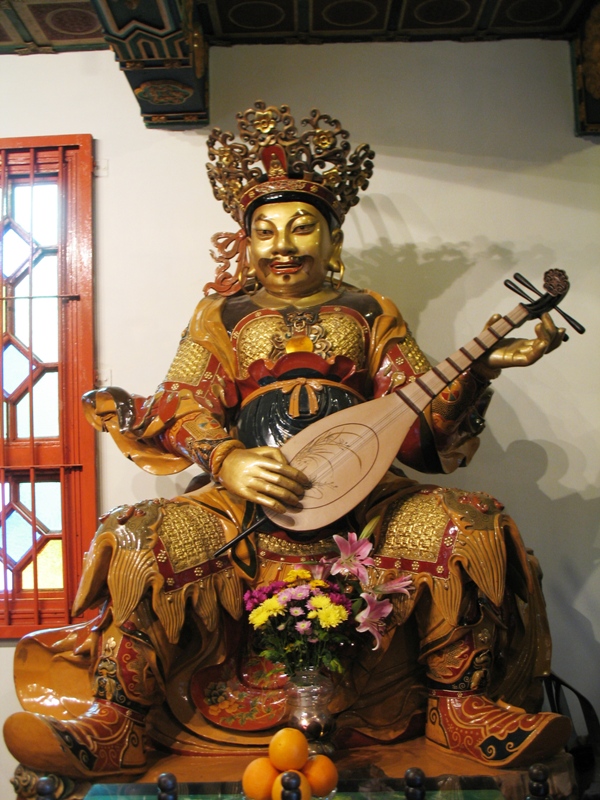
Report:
3,343,30,395
22,539,63,590
2,228,30,277
4,510,38,562
14,184,58,247
20,481,62,531
16,371,59,438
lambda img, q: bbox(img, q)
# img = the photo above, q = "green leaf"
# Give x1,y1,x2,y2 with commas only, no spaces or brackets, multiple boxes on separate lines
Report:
359,515,380,540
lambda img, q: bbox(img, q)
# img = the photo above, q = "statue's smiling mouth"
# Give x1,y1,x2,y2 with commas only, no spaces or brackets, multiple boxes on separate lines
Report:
269,259,304,274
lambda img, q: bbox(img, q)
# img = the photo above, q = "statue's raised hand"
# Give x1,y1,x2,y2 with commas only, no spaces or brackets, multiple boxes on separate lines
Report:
218,446,311,513
480,312,565,370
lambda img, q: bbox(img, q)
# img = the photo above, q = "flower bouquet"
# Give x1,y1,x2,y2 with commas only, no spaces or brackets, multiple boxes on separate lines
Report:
244,530,413,743
244,530,413,677
245,568,354,676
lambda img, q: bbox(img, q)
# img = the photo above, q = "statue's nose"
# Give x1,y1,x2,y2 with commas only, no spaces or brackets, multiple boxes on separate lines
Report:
273,230,295,255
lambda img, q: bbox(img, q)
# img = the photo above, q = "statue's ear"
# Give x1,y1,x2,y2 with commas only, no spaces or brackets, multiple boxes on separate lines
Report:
331,227,344,262
328,229,346,289
243,236,255,274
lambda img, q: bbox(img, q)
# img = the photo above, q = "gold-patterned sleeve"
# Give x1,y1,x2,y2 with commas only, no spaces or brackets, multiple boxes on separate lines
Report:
141,325,244,476
82,297,243,476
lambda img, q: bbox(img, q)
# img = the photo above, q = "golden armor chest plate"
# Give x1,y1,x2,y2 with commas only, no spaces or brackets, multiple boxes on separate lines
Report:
234,307,368,377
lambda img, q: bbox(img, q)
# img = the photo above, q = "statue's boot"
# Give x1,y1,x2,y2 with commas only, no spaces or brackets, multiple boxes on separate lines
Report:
426,691,571,767
421,600,571,767
4,613,163,779
4,700,147,779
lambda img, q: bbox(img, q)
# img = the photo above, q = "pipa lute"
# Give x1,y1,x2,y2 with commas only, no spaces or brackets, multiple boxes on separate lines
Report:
263,269,581,531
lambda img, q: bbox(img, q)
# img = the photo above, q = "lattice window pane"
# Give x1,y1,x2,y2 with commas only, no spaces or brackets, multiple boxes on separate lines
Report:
2,228,30,278
22,539,63,590
16,371,59,439
2,343,30,395
31,255,58,297
13,184,58,247
20,481,62,532
14,256,60,362
4,510,38,563
32,298,59,363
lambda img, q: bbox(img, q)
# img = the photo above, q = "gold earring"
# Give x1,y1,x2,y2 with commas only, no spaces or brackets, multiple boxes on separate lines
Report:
329,258,345,290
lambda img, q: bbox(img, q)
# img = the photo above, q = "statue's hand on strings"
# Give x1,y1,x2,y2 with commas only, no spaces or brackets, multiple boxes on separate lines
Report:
479,312,565,370
218,446,311,513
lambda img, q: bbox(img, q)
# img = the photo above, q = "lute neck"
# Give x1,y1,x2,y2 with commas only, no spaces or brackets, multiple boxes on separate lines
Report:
396,302,530,414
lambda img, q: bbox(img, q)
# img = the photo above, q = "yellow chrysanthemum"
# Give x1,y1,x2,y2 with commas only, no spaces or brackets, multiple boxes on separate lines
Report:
285,568,312,583
309,595,331,609
309,579,328,589
307,610,318,619
262,597,285,612
248,597,285,628
248,608,270,628
317,605,348,628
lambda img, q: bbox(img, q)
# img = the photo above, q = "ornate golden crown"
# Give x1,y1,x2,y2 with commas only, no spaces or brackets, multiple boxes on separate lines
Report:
206,101,375,229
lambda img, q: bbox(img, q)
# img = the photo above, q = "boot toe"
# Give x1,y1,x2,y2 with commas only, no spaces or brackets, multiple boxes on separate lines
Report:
4,712,82,776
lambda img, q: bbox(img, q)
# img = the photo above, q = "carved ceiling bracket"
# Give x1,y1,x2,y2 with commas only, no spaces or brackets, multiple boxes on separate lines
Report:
89,0,209,129
573,0,600,134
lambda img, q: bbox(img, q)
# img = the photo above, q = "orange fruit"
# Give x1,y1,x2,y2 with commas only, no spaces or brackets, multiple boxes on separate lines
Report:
268,727,309,771
302,754,339,797
271,770,311,800
242,756,281,800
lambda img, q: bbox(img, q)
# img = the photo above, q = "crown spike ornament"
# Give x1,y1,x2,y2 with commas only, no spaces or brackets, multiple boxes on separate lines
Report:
206,100,375,230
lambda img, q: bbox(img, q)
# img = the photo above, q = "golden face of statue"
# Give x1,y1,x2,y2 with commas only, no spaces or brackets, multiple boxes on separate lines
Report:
249,201,341,299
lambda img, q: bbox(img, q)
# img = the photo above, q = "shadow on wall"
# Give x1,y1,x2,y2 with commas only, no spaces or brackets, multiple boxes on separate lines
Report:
344,227,562,335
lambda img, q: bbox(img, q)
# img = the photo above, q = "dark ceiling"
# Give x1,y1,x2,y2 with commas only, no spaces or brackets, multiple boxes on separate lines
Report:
2,0,599,133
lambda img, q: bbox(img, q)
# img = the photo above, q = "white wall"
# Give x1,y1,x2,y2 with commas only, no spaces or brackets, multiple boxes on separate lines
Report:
1,41,599,781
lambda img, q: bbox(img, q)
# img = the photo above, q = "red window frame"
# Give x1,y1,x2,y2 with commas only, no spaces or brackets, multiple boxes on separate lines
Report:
0,135,97,638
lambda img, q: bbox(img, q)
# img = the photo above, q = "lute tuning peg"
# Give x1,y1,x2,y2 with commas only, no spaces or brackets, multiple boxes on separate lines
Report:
503,271,585,337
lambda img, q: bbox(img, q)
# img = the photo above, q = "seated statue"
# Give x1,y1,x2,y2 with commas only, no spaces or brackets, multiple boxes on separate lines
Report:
4,102,571,782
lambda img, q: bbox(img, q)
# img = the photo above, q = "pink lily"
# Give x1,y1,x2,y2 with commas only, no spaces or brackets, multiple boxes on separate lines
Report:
355,592,393,650
372,574,414,597
331,532,375,584
308,558,332,581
